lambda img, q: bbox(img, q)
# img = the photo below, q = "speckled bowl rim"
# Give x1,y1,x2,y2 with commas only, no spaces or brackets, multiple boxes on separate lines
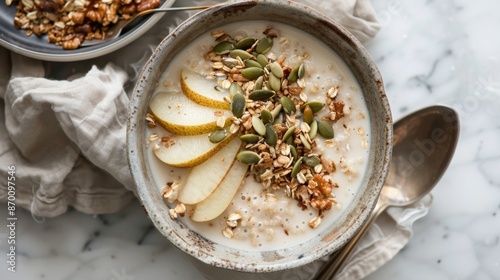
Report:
128,0,392,273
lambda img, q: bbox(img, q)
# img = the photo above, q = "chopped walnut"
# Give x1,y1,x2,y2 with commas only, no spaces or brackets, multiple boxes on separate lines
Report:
161,136,176,148
288,83,303,95
310,198,333,211
137,0,160,12
329,101,345,122
61,37,81,50
314,174,332,196
295,186,310,209
9,0,160,49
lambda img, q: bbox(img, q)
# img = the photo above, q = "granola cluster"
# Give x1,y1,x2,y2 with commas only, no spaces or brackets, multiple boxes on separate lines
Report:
5,0,160,49
202,28,348,229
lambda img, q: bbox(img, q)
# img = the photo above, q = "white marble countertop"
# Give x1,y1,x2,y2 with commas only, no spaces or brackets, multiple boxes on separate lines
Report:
1,0,500,279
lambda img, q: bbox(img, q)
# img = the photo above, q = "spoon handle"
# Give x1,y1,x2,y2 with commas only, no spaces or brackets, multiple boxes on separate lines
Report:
134,5,212,18
315,199,386,280
125,5,212,26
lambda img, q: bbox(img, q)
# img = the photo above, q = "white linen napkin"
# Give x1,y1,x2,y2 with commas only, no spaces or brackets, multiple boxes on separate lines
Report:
0,53,134,217
0,0,429,279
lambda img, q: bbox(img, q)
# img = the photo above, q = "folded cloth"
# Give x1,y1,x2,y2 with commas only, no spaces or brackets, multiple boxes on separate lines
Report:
0,53,134,217
300,0,380,43
332,195,432,280
0,0,428,279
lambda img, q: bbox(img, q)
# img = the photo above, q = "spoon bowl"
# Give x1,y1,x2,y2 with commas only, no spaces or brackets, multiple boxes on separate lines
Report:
386,105,459,205
315,105,460,279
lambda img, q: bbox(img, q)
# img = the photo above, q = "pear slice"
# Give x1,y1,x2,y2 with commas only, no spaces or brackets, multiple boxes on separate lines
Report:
177,139,242,204
191,160,248,222
180,69,230,110
153,130,237,168
149,90,231,135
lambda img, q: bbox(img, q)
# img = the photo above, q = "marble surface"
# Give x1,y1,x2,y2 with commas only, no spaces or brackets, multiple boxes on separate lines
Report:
1,0,500,279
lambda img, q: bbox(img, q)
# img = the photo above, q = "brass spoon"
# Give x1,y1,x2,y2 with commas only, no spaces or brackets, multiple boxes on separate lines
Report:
315,105,460,280
81,5,211,47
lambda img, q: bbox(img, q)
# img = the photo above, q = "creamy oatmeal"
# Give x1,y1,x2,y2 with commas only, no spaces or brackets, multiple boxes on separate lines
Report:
146,21,370,251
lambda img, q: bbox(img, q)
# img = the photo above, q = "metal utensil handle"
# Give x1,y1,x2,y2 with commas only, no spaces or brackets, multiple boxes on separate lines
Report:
315,199,386,280
126,5,212,25
135,5,212,17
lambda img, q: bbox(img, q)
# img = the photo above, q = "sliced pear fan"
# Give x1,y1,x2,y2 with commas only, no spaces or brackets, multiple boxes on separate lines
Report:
191,160,248,222
180,69,231,110
149,90,231,135
153,131,237,168
177,139,243,205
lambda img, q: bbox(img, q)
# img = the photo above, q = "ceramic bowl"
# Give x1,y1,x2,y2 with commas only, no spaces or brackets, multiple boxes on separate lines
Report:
127,0,392,278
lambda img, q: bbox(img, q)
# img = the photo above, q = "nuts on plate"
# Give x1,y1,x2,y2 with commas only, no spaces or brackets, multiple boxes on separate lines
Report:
5,0,161,49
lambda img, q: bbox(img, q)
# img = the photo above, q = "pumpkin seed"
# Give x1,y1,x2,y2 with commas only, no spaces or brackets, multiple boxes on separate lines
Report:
235,37,256,50
240,134,260,143
254,75,264,90
291,157,303,178
271,104,283,119
286,135,294,145
269,72,281,91
222,57,240,68
261,109,273,124
282,125,296,142
242,67,264,80
208,129,228,143
237,150,261,164
288,66,299,83
269,61,284,78
273,112,283,125
309,119,318,139
300,101,325,114
231,93,246,118
303,155,320,167
303,105,314,125
280,96,296,114
256,54,268,67
256,37,273,54
245,59,263,69
213,41,234,55
229,82,243,97
264,124,278,146
317,120,334,139
252,115,266,135
298,63,305,79
299,134,311,150
229,49,253,60
290,145,298,161
249,89,275,101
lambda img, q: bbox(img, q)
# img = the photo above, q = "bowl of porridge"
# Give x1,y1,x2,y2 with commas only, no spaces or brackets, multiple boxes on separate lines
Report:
127,0,392,278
